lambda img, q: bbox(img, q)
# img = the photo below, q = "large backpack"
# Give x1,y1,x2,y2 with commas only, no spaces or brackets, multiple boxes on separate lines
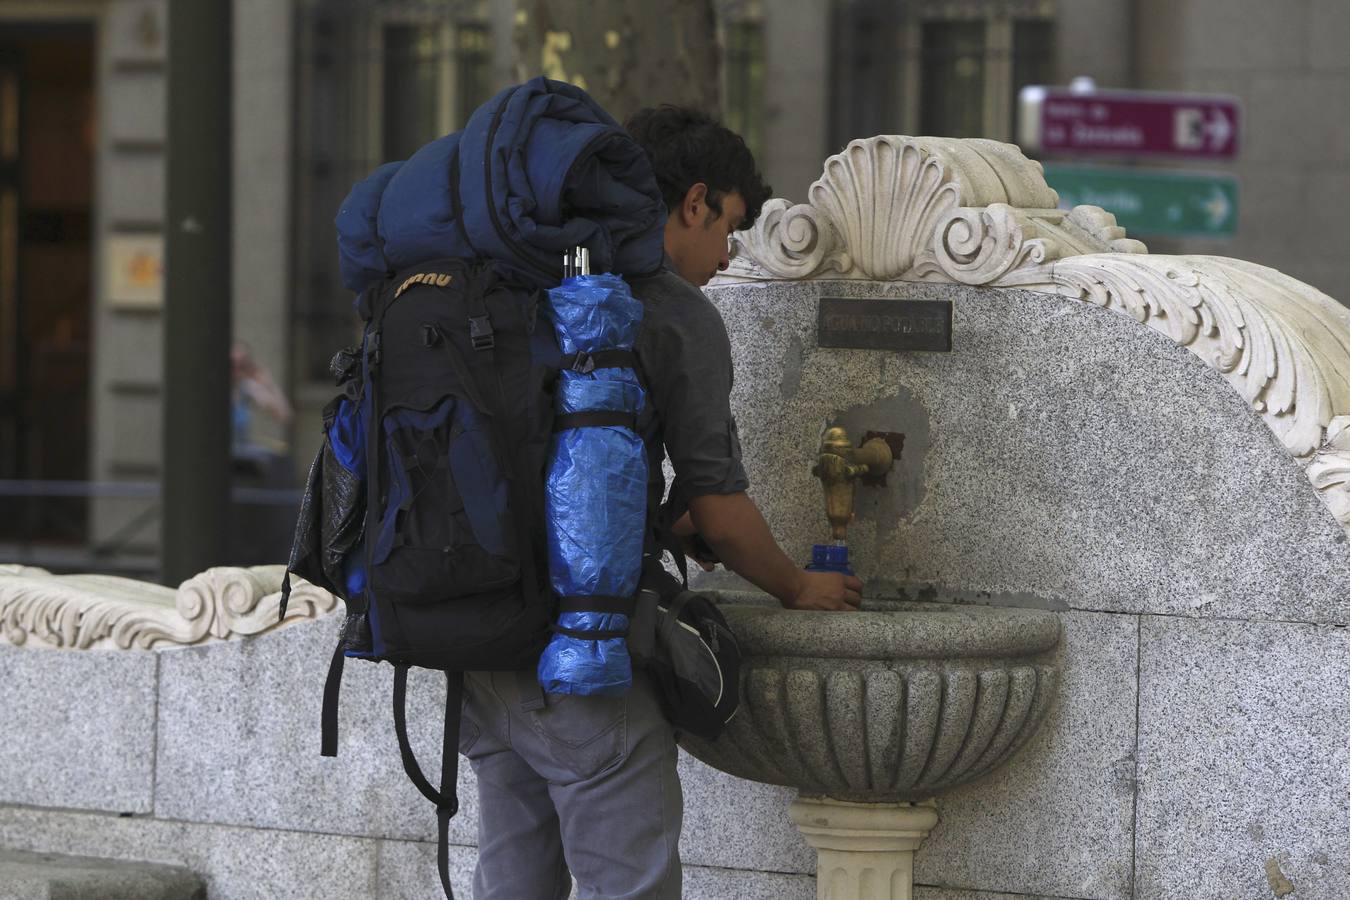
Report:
283,254,598,898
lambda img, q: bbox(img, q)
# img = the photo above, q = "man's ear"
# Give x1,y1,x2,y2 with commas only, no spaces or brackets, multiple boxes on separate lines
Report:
679,183,710,227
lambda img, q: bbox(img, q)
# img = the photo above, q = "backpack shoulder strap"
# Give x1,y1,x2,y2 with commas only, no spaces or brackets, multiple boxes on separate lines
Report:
392,666,463,899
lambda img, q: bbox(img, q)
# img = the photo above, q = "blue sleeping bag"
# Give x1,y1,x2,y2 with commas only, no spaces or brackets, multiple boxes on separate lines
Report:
538,274,647,696
336,76,665,294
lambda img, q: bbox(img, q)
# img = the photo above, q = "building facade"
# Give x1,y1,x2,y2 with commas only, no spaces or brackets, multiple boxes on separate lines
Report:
1,0,1346,574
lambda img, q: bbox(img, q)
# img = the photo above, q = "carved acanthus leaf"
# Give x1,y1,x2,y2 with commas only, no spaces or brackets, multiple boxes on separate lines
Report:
0,565,337,650
1307,416,1350,528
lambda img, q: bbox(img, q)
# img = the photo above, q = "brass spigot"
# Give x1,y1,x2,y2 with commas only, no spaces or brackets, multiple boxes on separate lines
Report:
810,426,895,542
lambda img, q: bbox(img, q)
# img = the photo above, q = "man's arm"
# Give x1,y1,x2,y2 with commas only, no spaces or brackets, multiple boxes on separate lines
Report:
687,492,861,612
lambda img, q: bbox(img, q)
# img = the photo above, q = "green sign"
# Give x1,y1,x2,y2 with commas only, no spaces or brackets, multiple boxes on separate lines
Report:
1042,164,1239,238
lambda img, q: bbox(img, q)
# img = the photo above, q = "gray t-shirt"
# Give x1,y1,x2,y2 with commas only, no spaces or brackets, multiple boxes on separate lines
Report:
629,265,749,519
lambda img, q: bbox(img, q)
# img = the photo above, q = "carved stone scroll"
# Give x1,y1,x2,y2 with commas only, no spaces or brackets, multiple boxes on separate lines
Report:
0,565,336,650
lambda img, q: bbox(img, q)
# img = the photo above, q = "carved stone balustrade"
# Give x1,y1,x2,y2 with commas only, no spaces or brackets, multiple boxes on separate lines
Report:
0,564,335,650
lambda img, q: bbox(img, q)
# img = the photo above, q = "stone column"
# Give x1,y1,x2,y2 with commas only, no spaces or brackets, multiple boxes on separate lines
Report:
788,796,938,900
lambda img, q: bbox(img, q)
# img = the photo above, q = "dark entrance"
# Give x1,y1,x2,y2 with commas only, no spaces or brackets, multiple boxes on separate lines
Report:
0,24,95,544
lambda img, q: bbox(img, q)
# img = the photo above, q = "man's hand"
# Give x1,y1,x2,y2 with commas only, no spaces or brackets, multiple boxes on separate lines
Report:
688,491,864,613
783,570,863,612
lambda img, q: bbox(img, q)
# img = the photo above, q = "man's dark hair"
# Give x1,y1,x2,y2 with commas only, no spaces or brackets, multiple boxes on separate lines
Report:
624,105,772,231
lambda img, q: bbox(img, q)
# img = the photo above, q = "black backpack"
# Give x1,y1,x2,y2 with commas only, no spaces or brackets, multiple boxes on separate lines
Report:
283,255,600,898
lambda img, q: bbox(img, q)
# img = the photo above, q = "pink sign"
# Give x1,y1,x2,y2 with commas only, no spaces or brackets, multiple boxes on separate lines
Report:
1020,88,1241,160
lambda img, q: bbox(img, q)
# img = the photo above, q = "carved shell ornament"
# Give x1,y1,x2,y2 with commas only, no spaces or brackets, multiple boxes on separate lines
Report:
0,565,335,650
720,135,1350,536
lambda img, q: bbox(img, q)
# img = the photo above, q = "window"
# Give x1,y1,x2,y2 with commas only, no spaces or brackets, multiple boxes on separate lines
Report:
382,24,443,161
292,3,498,383
723,20,766,161
1011,19,1055,141
455,23,493,129
920,21,985,139
830,3,1056,145
828,0,904,151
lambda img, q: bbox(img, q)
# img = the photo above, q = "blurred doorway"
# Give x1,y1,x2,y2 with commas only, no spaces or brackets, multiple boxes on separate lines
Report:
0,23,96,545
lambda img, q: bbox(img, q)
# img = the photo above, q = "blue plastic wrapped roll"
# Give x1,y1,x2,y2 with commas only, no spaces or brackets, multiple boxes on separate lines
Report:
538,273,647,696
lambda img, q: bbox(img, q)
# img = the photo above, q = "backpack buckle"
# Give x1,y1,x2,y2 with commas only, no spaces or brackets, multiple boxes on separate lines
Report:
468,315,494,351
366,331,382,368
571,351,596,374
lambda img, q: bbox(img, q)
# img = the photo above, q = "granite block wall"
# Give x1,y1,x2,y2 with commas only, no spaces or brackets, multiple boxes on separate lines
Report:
691,278,1350,899
4,277,1348,898
0,619,826,899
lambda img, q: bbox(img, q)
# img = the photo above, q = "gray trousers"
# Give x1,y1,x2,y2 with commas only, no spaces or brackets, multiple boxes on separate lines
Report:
460,668,683,899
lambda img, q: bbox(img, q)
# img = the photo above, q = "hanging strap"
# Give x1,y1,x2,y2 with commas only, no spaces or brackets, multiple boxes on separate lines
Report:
659,591,695,647
278,569,293,621
393,665,463,900
320,639,346,757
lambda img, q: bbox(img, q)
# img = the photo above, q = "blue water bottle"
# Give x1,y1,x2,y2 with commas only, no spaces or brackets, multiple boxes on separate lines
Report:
806,543,854,576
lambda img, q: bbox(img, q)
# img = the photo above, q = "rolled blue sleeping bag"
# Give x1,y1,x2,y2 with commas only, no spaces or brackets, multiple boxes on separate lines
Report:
538,273,646,696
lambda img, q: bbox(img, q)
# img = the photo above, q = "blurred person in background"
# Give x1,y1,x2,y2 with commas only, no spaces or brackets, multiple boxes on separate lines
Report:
228,340,295,566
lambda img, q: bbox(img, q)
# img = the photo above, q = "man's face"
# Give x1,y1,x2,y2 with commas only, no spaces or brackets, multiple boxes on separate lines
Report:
668,187,747,287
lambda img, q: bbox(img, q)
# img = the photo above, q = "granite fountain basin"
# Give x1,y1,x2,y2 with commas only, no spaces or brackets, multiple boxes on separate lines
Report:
678,591,1061,801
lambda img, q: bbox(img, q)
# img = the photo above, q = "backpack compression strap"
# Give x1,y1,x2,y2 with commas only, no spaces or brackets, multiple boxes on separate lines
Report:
548,594,638,639
559,348,638,374
393,666,463,900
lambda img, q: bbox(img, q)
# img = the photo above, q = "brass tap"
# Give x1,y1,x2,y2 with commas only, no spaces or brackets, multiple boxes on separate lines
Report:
811,426,894,542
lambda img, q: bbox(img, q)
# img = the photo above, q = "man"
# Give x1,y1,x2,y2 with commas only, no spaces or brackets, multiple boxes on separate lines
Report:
624,105,862,613
460,105,861,900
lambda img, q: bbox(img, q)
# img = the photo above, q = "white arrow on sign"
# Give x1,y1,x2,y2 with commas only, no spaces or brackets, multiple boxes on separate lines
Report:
1206,109,1233,150
1203,187,1231,228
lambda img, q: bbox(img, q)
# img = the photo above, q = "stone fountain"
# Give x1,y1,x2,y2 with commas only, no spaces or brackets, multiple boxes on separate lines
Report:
671,133,1350,898
679,425,1061,900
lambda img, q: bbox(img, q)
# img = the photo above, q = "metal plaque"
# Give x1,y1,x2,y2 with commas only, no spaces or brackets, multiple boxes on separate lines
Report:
817,297,953,352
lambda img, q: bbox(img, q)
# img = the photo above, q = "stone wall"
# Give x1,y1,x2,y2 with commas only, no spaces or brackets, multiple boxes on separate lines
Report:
0,608,819,899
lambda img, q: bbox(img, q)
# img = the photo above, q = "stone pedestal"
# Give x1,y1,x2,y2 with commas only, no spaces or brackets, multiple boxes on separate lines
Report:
788,796,938,900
